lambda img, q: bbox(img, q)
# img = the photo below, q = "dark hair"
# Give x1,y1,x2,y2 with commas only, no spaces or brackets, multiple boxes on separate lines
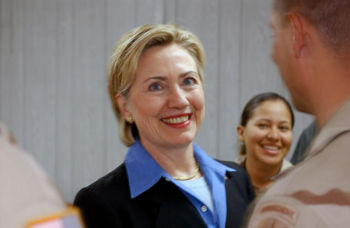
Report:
239,92,295,155
273,0,350,57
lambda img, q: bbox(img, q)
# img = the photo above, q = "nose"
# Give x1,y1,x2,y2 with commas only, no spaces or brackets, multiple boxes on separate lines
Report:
267,127,280,141
167,86,189,108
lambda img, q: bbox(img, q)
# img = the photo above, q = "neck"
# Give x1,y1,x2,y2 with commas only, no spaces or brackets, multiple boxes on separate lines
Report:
314,95,350,127
305,44,350,126
244,157,282,191
172,161,200,181
141,139,198,178
309,72,350,127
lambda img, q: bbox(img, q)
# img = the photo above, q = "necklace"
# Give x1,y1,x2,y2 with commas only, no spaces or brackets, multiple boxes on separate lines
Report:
172,162,200,181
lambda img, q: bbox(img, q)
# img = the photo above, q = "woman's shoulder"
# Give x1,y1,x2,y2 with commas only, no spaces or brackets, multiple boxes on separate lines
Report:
215,159,252,185
216,159,255,200
73,163,136,227
281,159,293,172
74,163,130,202
216,159,245,172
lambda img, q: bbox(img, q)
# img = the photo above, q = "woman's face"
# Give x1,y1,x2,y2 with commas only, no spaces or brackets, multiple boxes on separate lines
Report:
118,43,205,151
237,100,293,166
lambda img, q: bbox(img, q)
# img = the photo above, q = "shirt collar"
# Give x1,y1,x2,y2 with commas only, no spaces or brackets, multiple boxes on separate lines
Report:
125,140,235,199
192,143,235,178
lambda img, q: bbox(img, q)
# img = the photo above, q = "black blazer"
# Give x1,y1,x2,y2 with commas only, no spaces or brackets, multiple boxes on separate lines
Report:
74,161,254,228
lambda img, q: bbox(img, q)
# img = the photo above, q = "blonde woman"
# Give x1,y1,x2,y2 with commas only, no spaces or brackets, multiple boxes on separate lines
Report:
74,24,254,228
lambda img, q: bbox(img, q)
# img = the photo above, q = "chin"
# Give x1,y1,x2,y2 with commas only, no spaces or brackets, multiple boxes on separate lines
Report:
176,130,196,141
168,135,195,147
261,157,284,166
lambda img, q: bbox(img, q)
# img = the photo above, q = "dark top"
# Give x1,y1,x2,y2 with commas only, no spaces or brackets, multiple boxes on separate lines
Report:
124,141,238,228
291,120,318,164
74,161,254,228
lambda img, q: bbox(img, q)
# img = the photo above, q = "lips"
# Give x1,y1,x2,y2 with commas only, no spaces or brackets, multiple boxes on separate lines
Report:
161,113,192,128
262,145,280,155
162,115,189,124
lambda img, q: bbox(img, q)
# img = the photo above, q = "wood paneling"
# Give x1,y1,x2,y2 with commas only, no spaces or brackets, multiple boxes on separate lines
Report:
0,0,312,202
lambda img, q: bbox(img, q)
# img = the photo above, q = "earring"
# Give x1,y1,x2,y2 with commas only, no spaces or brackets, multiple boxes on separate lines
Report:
126,115,134,123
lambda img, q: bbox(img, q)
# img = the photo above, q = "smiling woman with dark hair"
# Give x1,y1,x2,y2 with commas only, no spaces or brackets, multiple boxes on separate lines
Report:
236,92,294,194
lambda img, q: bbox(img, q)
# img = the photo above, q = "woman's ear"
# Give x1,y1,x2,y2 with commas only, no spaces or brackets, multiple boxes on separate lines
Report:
115,93,131,120
237,125,245,143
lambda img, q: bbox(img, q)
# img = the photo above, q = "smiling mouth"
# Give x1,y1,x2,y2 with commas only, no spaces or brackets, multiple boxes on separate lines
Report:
161,114,190,124
264,145,278,150
263,145,280,155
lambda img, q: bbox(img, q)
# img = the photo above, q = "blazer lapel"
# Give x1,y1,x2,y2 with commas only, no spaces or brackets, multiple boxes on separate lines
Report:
138,178,207,228
225,170,255,228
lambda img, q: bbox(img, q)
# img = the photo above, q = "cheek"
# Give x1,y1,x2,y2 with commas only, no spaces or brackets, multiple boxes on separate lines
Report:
282,133,293,148
130,98,160,120
191,90,205,115
272,32,289,64
244,129,265,146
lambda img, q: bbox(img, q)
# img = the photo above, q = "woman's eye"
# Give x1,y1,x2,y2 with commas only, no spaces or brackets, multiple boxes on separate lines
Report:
280,126,290,131
183,77,196,86
258,123,268,129
148,82,162,91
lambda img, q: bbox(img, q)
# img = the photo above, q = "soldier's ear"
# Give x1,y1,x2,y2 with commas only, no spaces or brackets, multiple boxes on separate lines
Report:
287,13,307,58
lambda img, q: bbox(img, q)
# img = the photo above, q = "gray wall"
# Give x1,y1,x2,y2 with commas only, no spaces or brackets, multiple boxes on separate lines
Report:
0,0,313,202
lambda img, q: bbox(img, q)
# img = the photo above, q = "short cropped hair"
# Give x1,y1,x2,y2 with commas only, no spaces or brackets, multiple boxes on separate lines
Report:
274,0,350,57
107,24,205,146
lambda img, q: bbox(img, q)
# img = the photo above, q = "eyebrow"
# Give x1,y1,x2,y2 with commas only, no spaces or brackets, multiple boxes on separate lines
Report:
143,71,199,83
144,76,166,82
257,119,291,124
179,71,199,78
279,121,292,125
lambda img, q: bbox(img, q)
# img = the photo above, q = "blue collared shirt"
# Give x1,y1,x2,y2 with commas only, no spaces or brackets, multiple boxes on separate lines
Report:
125,140,235,228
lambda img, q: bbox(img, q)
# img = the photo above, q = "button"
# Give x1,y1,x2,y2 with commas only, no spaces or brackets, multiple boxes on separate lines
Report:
201,205,207,212
164,178,170,182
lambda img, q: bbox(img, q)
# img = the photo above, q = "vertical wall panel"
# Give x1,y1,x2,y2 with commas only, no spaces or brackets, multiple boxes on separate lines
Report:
55,0,74,199
163,0,176,23
22,0,57,176
0,0,24,144
70,0,107,199
217,0,243,160
135,0,164,24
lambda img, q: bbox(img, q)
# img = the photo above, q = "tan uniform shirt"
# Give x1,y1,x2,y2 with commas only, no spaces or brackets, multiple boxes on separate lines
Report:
0,123,67,228
246,100,350,228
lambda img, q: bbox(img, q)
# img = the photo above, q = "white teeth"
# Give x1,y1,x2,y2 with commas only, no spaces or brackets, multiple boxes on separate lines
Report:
264,146,279,151
162,115,189,124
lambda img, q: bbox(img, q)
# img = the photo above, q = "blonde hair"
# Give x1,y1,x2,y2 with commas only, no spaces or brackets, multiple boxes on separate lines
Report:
107,24,206,146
